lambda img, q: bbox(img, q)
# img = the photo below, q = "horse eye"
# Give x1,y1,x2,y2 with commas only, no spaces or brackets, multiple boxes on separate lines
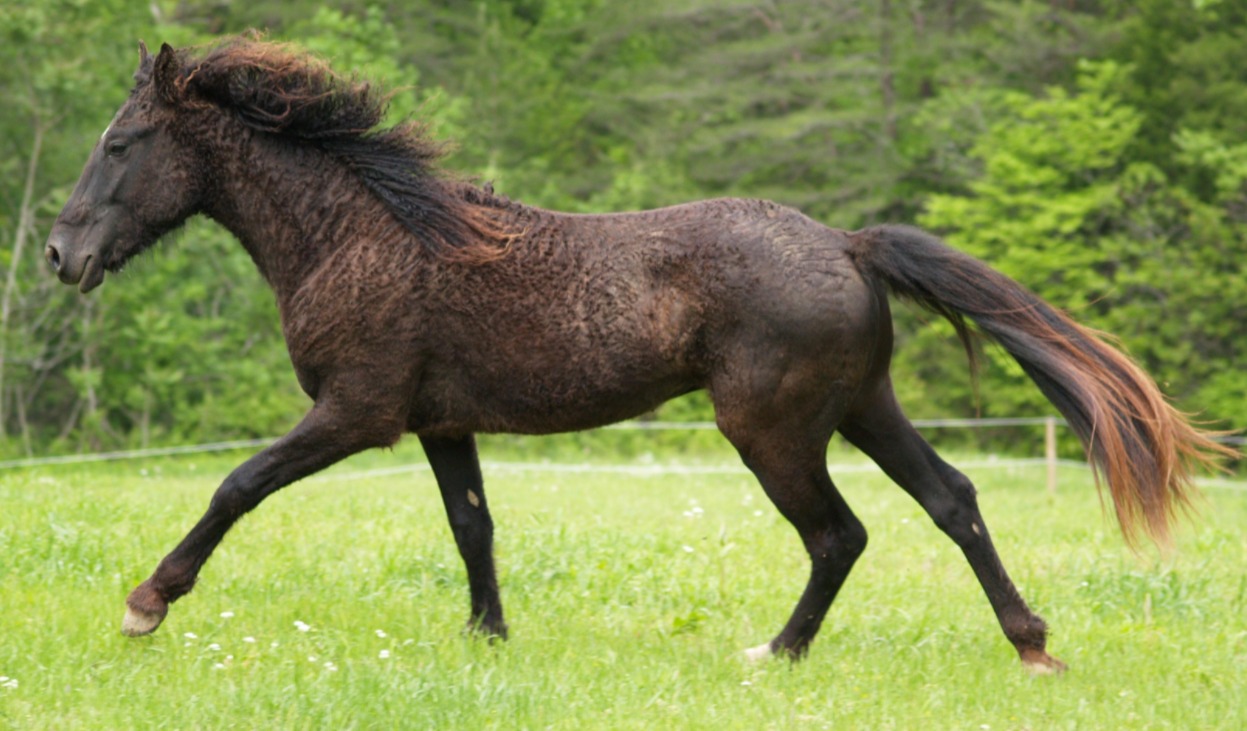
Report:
106,140,128,158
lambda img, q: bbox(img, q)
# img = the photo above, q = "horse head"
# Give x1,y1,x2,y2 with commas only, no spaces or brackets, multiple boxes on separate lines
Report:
45,42,206,293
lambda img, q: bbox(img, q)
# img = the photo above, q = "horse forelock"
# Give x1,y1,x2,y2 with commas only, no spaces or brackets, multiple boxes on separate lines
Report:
163,34,513,261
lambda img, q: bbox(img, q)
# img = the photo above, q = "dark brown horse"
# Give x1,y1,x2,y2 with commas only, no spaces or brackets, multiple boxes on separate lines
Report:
47,38,1231,673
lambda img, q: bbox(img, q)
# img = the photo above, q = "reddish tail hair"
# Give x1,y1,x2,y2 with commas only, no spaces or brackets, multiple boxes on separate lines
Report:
850,224,1236,547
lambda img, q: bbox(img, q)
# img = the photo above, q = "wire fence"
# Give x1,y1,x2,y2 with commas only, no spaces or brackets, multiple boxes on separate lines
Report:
3,417,1242,492
0,418,1061,470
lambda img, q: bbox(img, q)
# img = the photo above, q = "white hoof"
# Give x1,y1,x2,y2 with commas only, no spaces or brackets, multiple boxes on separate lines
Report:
1022,657,1066,675
744,642,774,662
1019,648,1067,675
121,606,163,637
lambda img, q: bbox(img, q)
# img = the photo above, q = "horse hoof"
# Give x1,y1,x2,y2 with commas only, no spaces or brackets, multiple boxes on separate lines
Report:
464,615,508,642
744,642,774,662
1020,648,1068,675
121,605,165,636
122,581,168,637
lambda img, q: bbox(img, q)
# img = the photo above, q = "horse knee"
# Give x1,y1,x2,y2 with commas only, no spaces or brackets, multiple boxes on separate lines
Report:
451,513,493,546
808,519,867,569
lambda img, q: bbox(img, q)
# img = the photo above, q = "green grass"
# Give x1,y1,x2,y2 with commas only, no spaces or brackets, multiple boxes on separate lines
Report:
1,440,1244,730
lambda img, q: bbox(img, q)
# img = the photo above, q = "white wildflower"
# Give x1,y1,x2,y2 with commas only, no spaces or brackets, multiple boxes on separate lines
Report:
242,637,256,644
219,611,235,619
379,650,391,659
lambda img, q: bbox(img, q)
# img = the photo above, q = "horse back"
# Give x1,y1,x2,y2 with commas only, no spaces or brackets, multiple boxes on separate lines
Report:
286,196,882,436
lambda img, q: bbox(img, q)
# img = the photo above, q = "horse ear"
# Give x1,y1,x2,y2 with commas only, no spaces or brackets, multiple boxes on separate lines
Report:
152,42,182,104
134,41,154,85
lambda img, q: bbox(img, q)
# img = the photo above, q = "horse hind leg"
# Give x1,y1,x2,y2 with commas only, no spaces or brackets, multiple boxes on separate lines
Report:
715,396,867,661
838,378,1066,674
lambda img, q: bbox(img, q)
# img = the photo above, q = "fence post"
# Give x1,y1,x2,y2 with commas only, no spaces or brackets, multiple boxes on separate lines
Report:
1045,416,1058,494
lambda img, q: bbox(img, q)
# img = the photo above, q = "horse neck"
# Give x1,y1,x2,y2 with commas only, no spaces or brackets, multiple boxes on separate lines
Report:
202,132,378,302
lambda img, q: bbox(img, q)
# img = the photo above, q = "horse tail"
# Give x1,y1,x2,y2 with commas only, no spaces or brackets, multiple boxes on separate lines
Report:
848,223,1235,548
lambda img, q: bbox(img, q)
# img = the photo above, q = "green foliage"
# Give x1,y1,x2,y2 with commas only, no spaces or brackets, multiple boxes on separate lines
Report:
281,7,461,131
1109,0,1247,180
0,0,166,455
914,59,1247,430
80,222,304,448
3,1,1246,456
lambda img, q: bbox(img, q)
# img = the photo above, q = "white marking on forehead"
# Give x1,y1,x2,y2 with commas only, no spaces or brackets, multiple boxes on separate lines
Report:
100,111,122,141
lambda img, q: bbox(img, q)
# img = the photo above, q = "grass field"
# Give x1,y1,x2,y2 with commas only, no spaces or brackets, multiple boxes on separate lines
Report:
1,439,1244,730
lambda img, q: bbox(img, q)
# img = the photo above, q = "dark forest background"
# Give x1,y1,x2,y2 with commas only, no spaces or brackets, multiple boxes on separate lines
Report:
2,0,1245,457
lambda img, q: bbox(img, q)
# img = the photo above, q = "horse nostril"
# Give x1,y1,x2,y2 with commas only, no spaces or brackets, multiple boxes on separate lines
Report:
46,244,62,271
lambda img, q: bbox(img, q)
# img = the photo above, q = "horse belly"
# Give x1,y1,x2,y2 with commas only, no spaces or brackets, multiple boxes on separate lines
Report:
412,354,699,437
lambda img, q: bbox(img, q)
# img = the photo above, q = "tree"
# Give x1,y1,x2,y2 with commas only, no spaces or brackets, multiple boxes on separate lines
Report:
913,61,1247,432
4,1,1246,455
0,0,165,453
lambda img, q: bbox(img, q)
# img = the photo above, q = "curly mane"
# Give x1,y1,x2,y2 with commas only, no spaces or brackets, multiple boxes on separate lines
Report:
160,35,512,261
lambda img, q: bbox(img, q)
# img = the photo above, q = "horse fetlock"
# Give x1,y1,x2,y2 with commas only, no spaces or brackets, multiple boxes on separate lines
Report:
1003,611,1049,651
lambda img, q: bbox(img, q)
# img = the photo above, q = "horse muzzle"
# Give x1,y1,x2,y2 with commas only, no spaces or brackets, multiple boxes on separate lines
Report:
45,230,106,294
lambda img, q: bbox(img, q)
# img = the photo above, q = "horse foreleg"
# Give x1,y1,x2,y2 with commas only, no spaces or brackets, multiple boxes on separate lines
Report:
839,378,1067,674
420,434,507,639
122,402,397,636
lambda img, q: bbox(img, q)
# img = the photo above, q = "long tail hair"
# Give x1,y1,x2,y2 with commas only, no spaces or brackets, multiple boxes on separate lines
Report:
850,224,1235,547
